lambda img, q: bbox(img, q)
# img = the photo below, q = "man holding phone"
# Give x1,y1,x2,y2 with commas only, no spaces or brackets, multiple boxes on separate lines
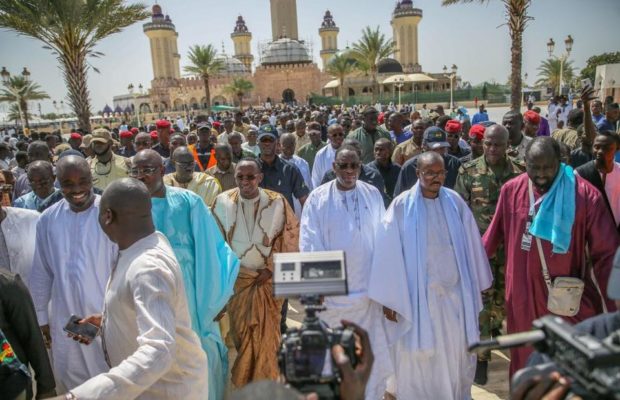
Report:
61,178,207,399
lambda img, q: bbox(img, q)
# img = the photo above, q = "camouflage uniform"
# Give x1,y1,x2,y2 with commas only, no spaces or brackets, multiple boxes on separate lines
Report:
454,154,526,361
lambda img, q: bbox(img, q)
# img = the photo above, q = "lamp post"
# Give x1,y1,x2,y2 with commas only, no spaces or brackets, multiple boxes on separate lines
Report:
547,35,573,96
53,100,65,132
1,67,32,129
443,64,458,111
128,83,144,129
395,77,405,111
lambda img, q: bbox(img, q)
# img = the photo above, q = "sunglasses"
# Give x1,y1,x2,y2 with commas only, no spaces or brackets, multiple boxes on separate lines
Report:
235,174,258,181
420,170,447,179
129,167,159,177
335,162,360,170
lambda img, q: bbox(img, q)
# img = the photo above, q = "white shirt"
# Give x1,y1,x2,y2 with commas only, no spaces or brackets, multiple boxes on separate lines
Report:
29,196,115,389
604,162,620,225
1,207,38,283
217,131,246,144
311,144,337,188
71,232,208,400
281,155,312,218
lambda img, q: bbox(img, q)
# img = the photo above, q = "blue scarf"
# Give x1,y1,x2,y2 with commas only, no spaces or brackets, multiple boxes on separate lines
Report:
529,163,576,254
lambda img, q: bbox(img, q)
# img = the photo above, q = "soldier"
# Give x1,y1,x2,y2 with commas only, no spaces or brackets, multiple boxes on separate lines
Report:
454,123,526,385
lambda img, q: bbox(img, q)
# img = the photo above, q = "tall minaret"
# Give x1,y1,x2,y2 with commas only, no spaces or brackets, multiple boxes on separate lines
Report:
143,4,181,80
318,10,339,71
391,0,423,73
270,0,298,40
231,15,254,72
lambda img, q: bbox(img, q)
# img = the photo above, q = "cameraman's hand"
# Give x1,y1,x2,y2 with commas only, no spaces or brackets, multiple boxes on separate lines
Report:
332,320,374,400
511,371,573,400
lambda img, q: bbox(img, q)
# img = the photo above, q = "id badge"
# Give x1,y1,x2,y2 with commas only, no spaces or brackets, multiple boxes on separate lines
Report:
521,233,532,251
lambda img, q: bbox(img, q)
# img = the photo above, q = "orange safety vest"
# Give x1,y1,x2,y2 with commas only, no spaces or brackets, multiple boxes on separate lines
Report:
188,144,216,171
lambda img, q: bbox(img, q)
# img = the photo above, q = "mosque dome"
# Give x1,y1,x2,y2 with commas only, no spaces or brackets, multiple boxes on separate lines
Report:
377,58,403,74
261,38,312,65
216,53,249,75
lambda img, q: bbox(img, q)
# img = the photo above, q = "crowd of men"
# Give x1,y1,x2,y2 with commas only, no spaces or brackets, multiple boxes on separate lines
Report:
0,87,619,400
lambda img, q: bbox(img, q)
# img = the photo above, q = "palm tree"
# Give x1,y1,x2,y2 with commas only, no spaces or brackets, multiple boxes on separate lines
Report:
325,54,356,101
442,0,533,111
7,103,32,125
350,26,395,103
0,76,49,129
0,1,150,133
184,45,225,112
535,58,575,95
224,78,254,111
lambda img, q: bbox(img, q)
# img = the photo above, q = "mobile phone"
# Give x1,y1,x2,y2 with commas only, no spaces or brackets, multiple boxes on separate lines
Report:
63,315,99,340
581,78,592,88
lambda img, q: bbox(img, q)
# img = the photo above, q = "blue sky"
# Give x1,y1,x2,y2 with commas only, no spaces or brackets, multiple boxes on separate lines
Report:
0,0,618,113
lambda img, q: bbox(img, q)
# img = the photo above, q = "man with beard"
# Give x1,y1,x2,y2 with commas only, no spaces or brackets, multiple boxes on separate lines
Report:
87,128,129,190
29,155,115,390
523,110,540,138
576,131,620,231
483,137,619,376
392,118,428,166
131,150,239,400
347,106,391,164
164,146,221,207
300,145,393,399
467,124,485,160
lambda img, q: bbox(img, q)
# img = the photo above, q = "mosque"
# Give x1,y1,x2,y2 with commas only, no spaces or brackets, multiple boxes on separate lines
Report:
111,0,455,116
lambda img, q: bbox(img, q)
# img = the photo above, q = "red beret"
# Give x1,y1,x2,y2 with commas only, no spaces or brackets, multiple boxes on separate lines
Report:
130,127,139,134
120,130,133,139
150,130,158,139
444,119,462,134
378,112,385,125
524,110,541,125
468,124,486,141
70,132,82,140
212,121,221,128
155,119,171,128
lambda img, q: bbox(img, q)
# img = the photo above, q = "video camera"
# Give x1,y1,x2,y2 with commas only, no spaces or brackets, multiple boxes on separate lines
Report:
469,315,620,400
273,251,357,400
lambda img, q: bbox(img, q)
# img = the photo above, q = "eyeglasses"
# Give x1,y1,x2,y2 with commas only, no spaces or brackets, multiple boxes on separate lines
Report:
129,167,159,177
335,162,360,170
174,161,195,168
235,174,258,181
420,170,447,179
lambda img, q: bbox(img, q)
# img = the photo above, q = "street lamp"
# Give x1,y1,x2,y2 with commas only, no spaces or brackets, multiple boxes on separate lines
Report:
443,64,458,111
53,100,65,131
128,83,144,129
395,77,405,111
0,67,32,129
547,35,573,95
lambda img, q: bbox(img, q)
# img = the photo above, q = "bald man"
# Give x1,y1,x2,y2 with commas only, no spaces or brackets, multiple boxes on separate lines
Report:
29,155,116,390
131,150,239,400
63,179,207,399
370,151,492,399
13,160,58,211
164,146,221,207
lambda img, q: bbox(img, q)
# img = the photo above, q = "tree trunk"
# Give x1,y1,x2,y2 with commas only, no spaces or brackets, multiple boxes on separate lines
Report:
339,76,344,102
371,67,378,103
238,92,244,111
203,75,211,112
60,49,92,132
507,0,531,112
20,100,29,129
